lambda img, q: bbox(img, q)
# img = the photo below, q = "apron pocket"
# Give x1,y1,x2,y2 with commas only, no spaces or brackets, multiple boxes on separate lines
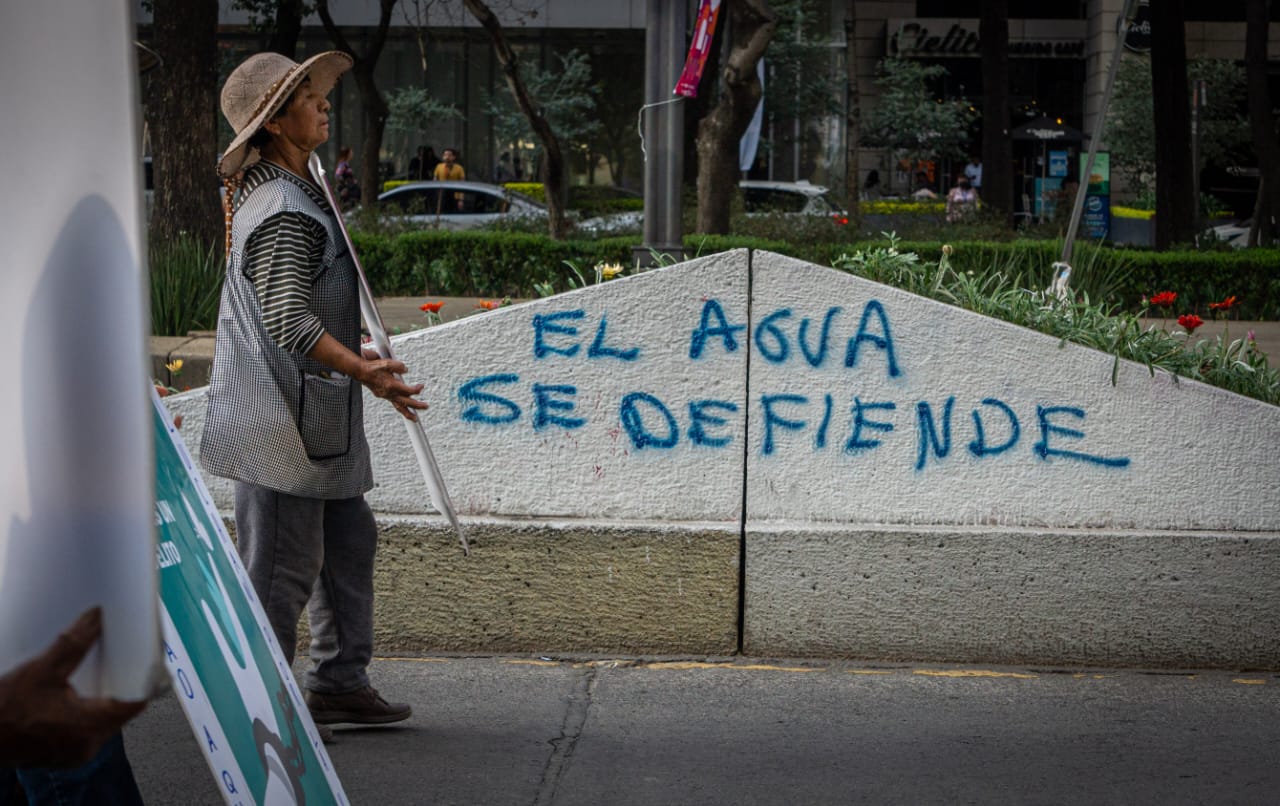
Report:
299,372,352,459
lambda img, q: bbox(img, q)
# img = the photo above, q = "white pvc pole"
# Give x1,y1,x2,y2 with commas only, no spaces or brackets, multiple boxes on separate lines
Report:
309,154,469,555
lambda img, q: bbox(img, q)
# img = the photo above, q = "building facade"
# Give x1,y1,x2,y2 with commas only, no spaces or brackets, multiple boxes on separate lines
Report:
140,1,1278,204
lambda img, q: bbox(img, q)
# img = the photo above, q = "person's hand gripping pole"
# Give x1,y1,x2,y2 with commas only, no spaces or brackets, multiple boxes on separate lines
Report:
308,154,469,555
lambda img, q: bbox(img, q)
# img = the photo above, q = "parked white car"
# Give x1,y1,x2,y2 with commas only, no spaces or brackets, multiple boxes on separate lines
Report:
371,181,546,230
739,179,844,219
1212,219,1250,249
577,179,848,234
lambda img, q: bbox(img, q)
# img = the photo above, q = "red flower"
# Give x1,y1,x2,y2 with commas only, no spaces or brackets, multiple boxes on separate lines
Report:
1177,314,1204,334
420,301,444,313
1208,295,1239,312
1149,291,1177,307
475,299,502,310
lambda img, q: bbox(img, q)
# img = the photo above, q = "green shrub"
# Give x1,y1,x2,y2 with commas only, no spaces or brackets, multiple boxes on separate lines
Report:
346,228,1280,318
1122,248,1280,319
833,236,1279,407
150,234,224,336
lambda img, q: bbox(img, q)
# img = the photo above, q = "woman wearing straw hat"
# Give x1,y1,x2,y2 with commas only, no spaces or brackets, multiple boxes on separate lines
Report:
202,50,424,728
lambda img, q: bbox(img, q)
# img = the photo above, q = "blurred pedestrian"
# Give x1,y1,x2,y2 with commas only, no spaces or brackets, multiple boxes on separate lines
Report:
408,145,437,181
964,155,983,196
335,145,360,208
493,151,515,184
433,147,465,181
862,169,882,199
946,176,978,223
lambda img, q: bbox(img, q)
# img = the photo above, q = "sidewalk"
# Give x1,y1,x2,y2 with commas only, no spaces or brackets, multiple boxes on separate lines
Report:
124,654,1279,805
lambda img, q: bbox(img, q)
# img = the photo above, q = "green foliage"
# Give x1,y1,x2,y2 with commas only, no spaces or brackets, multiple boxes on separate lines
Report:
229,0,317,30
386,86,462,137
833,237,1279,407
497,183,643,215
350,230,634,297
486,49,600,175
1120,248,1280,319
347,227,1280,319
861,58,976,165
149,235,224,336
1107,55,1249,192
760,0,842,163
1124,188,1232,218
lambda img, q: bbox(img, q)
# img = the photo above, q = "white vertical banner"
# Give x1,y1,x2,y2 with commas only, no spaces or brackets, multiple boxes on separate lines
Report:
739,58,765,172
0,0,160,699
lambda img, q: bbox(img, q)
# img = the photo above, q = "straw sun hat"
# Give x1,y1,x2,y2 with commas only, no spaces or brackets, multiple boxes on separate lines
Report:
217,50,352,179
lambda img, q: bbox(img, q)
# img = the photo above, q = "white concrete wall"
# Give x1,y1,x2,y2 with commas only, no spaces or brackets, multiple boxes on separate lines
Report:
365,251,749,521
165,249,1280,666
744,252,1280,532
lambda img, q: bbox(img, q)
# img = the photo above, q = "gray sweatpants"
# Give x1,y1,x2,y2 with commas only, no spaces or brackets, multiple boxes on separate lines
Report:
234,481,376,694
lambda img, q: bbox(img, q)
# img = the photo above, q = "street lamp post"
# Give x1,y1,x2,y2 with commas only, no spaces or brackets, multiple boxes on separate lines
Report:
635,0,687,269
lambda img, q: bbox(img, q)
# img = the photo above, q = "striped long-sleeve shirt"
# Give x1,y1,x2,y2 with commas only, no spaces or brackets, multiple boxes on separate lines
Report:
240,161,333,354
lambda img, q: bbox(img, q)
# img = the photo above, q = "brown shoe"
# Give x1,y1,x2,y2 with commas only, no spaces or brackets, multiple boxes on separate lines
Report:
305,686,412,725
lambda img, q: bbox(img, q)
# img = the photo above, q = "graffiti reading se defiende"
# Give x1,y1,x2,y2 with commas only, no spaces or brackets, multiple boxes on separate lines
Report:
456,300,1130,471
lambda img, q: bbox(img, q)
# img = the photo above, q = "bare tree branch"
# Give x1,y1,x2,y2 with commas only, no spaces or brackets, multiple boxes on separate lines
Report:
317,0,397,205
464,0,570,239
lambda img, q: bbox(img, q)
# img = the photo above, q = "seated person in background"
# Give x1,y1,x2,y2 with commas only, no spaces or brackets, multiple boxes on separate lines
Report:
911,170,937,200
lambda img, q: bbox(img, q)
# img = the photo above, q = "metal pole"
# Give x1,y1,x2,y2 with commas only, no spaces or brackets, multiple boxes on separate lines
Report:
1062,0,1137,265
637,0,686,268
660,0,686,255
1191,78,1206,239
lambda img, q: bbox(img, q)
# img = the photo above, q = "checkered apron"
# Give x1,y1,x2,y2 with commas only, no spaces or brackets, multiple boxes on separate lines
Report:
200,171,373,499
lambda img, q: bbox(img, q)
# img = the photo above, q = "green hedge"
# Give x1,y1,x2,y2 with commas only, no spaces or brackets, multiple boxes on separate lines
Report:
350,230,1280,319
836,240,1280,319
351,231,636,297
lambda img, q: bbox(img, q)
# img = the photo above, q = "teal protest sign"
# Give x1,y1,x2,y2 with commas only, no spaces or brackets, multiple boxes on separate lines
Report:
152,389,348,805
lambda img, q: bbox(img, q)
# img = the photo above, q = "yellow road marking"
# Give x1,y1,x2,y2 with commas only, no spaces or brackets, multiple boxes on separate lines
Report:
646,661,823,672
914,669,1038,680
1232,678,1266,685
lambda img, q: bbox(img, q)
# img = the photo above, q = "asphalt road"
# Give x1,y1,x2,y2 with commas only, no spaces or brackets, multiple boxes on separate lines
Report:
125,655,1280,806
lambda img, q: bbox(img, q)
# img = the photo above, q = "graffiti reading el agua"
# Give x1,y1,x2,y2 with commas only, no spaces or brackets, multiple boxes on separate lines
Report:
457,299,1130,472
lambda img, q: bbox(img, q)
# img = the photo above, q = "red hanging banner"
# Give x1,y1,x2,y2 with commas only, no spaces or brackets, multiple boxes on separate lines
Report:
674,0,722,98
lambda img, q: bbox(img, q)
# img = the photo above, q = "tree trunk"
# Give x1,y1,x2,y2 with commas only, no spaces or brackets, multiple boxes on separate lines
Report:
149,0,221,251
318,0,396,206
464,0,569,239
1245,0,1280,245
696,0,778,234
1150,0,1196,248
1248,179,1268,247
979,0,1013,222
842,2,860,222
267,0,306,58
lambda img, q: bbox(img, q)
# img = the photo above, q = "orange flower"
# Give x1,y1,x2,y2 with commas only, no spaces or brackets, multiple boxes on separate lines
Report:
1207,295,1238,312
1177,314,1203,334
419,301,444,313
1148,291,1177,307
475,299,502,310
